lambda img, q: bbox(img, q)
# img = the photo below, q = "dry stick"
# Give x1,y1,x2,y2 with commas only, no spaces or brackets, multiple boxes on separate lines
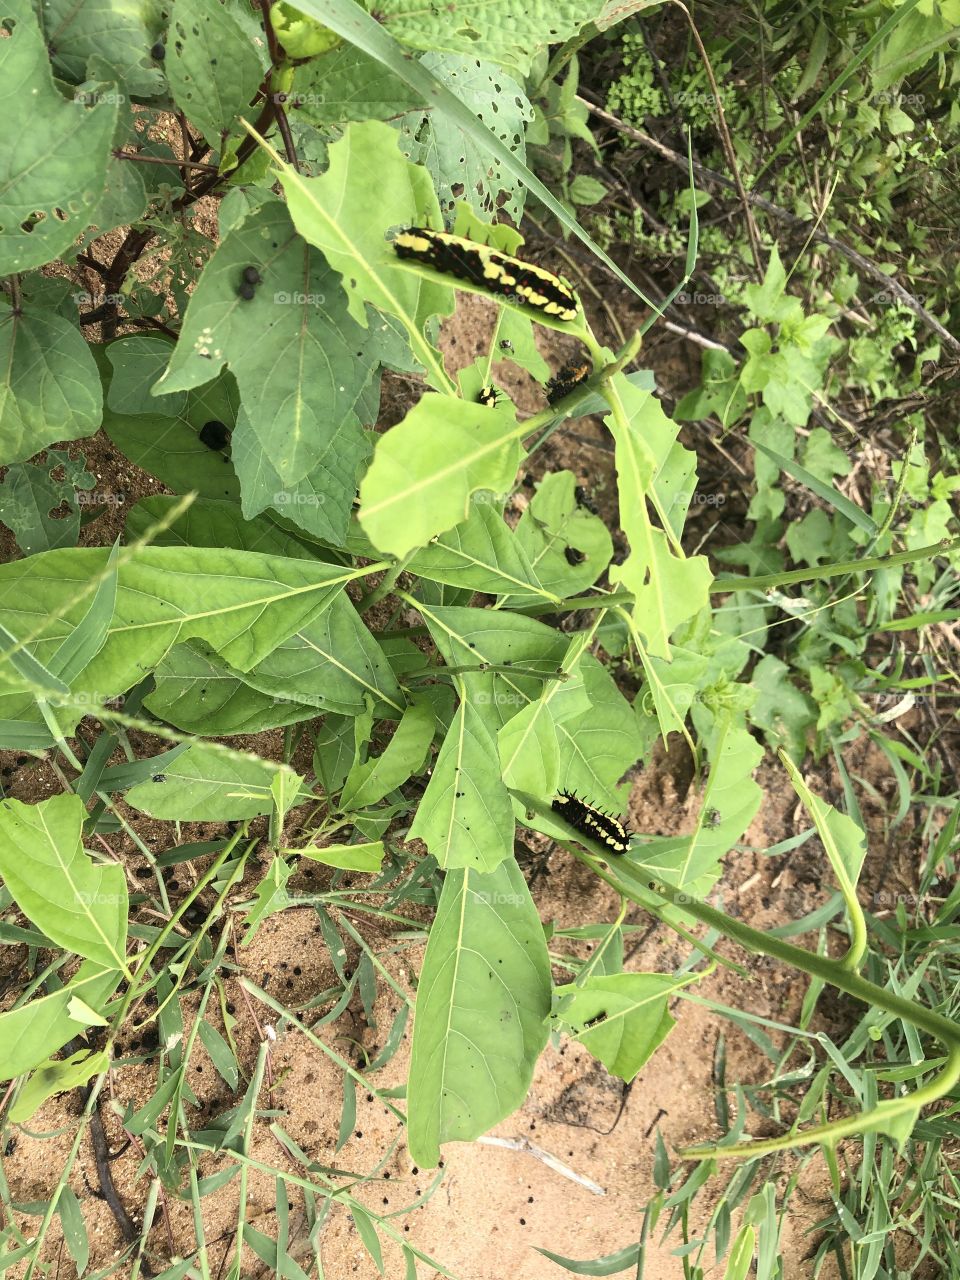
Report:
671,0,764,278
582,99,960,360
476,1135,606,1196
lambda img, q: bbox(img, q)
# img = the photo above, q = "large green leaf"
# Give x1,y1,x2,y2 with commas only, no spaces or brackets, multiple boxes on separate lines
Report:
0,794,127,969
0,0,116,273
409,694,515,871
407,857,552,1166
40,0,164,95
276,119,454,388
0,302,103,465
0,545,367,739
408,500,555,602
396,53,532,224
127,496,405,718
165,0,264,145
156,201,378,502
370,0,603,78
359,395,525,557
125,743,305,820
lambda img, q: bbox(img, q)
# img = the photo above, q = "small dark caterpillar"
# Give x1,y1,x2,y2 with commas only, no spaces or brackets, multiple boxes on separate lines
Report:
477,385,502,407
564,545,586,566
551,790,630,854
574,484,599,514
392,227,578,322
546,361,591,406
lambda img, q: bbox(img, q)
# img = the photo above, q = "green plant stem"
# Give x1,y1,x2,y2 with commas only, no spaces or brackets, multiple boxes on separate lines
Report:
712,537,960,594
592,866,960,1158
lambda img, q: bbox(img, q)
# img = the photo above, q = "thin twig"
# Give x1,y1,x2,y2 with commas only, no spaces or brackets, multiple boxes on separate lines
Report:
476,1135,606,1195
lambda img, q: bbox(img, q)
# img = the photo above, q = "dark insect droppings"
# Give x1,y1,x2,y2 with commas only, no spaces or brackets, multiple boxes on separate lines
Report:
150,40,165,60
199,420,231,452
242,265,262,285
238,279,256,301
564,545,585,566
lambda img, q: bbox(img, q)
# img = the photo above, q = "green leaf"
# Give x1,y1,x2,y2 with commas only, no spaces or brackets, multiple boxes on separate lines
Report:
751,438,875,535
407,857,551,1166
604,375,712,658
102,412,242,503
165,0,264,145
408,696,515,871
155,201,378,505
126,744,305,821
0,448,94,554
0,0,117,274
57,1185,90,1277
498,634,592,797
9,1047,109,1124
408,499,555,601
508,471,613,602
533,1243,640,1276
396,54,532,224
631,716,763,892
127,496,406,717
569,174,606,205
0,545,364,739
241,854,296,944
42,0,164,95
275,119,454,388
298,840,385,872
0,963,121,1081
0,302,103,465
0,794,127,969
341,699,435,810
359,395,524,557
368,0,603,78
554,973,688,1081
